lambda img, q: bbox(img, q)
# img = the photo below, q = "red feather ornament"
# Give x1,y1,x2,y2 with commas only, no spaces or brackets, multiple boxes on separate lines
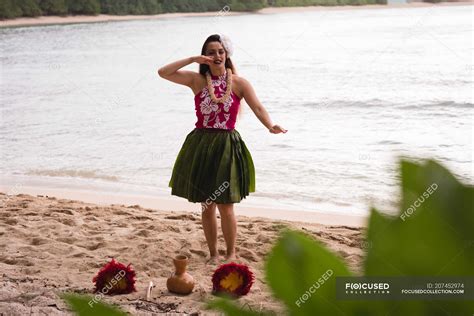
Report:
92,258,136,295
211,262,254,297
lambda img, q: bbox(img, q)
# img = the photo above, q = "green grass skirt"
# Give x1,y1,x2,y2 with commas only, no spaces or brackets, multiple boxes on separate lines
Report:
168,128,256,204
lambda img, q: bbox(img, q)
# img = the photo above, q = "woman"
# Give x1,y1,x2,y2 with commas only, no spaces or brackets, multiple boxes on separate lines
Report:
158,34,287,264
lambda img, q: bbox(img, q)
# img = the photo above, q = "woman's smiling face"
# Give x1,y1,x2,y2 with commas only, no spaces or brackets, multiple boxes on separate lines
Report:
205,41,226,71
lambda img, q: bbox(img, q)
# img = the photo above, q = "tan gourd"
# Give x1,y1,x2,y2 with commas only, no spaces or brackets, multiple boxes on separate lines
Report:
166,255,195,295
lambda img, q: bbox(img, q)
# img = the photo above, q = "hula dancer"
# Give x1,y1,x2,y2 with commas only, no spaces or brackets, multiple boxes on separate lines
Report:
158,34,287,263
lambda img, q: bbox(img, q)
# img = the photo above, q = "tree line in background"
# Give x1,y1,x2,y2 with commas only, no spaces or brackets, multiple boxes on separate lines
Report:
1,0,261,18
2,0,450,20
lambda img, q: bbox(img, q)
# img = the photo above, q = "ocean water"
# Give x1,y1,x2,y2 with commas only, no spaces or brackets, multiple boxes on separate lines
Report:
1,5,472,216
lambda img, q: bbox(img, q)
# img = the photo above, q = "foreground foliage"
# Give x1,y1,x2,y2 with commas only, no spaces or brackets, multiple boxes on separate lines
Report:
208,159,474,315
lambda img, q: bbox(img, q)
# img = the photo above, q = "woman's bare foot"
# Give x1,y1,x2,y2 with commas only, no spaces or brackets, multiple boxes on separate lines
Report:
205,255,220,265
223,252,238,263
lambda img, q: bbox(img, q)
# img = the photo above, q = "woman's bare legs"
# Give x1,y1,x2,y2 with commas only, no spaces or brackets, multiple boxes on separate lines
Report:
216,203,237,260
201,202,219,263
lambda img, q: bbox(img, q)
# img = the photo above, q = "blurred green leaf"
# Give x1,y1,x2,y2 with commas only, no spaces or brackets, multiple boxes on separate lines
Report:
363,159,474,314
61,293,127,316
265,229,354,315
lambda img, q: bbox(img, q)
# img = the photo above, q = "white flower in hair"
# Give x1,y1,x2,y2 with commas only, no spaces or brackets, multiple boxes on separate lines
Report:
218,33,233,57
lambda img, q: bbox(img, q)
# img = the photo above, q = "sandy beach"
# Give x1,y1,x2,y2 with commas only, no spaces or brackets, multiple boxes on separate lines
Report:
1,1,472,28
0,191,365,315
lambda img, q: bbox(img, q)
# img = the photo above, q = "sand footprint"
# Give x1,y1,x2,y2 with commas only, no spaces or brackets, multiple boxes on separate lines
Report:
3,218,18,225
136,229,151,237
22,212,38,216
112,209,132,216
237,248,258,262
238,223,254,229
55,217,76,226
261,223,288,232
132,215,153,221
56,237,78,244
189,249,207,257
69,252,89,258
51,208,75,215
30,237,49,246
256,234,271,243
76,242,104,251
0,256,34,266
165,225,181,233
165,214,197,221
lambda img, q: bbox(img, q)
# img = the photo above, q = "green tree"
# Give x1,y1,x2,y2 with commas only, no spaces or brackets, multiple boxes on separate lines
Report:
17,0,42,17
0,0,23,19
98,0,129,15
142,0,162,14
230,0,266,11
160,0,177,13
127,0,145,14
67,0,100,15
39,0,68,15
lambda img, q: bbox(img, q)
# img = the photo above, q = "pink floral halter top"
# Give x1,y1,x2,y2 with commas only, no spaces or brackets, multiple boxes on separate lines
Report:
194,70,241,130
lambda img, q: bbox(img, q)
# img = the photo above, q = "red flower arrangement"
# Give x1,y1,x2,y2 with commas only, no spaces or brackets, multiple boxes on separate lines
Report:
211,262,254,297
92,258,136,295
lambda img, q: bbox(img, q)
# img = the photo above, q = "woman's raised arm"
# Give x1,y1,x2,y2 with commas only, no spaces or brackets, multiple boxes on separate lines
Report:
157,56,213,89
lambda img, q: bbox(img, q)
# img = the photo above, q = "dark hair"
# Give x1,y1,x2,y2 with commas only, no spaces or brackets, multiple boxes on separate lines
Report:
199,34,236,75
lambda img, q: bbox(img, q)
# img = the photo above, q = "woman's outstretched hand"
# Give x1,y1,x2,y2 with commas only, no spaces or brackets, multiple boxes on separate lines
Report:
269,124,287,134
192,55,214,66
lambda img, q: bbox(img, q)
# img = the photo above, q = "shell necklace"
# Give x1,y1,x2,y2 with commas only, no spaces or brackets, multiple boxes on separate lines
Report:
205,68,232,104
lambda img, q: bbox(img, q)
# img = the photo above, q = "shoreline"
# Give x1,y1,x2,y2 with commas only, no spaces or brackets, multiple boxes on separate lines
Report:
0,181,367,227
1,1,472,28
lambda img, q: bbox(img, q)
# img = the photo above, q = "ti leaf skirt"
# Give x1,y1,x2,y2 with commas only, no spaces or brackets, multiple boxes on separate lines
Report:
168,128,255,204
